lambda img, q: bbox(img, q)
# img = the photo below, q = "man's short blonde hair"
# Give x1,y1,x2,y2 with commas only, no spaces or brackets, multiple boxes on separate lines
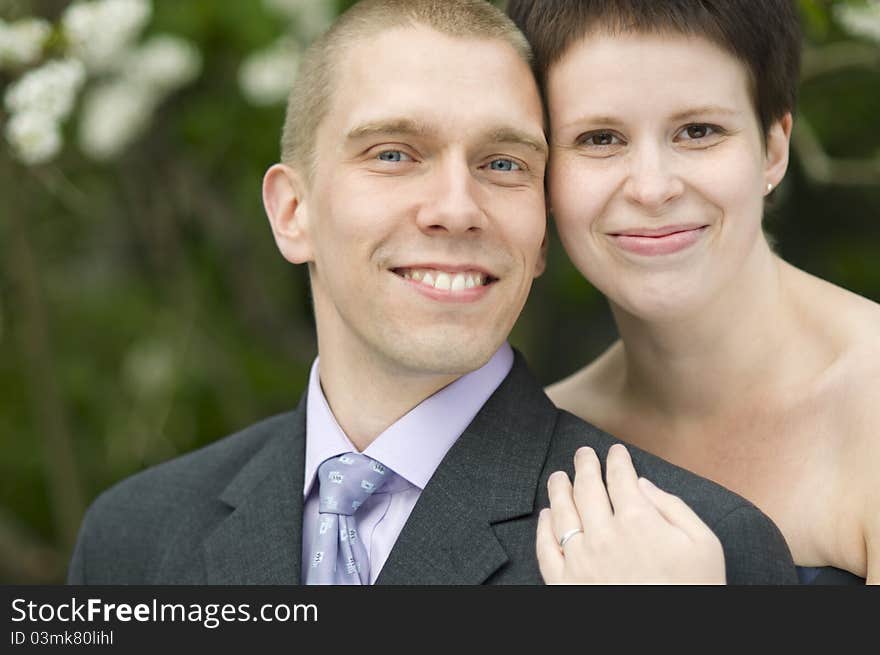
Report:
280,0,534,175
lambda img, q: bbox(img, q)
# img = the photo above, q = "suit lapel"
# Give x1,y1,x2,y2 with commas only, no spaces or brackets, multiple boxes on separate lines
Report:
377,353,557,584
203,395,307,584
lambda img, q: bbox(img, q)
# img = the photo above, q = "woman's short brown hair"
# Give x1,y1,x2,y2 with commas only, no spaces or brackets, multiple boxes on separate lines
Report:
506,0,802,136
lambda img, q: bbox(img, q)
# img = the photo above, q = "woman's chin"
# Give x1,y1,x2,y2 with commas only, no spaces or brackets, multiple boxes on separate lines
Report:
603,280,710,324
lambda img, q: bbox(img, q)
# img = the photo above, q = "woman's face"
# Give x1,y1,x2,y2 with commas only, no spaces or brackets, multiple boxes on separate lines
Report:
547,32,790,321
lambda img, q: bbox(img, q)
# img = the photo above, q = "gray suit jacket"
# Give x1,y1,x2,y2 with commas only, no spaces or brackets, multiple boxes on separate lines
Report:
68,353,797,584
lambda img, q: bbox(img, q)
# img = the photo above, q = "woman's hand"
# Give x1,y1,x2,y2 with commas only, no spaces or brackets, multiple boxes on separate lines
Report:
537,443,726,584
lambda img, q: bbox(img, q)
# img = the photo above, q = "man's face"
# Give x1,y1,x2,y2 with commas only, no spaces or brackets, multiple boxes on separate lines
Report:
299,26,547,377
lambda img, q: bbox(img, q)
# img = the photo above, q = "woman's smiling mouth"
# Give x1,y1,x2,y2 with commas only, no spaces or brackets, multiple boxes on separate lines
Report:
609,224,709,256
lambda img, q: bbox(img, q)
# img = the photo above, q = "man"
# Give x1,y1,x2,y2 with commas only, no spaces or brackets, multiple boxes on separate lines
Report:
68,0,796,585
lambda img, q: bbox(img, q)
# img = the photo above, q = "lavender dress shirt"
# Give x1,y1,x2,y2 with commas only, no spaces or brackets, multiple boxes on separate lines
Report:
301,343,514,584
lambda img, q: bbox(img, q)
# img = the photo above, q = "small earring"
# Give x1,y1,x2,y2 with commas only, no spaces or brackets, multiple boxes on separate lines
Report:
767,182,773,193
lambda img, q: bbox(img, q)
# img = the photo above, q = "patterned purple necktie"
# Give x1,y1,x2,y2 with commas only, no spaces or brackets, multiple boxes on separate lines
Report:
305,453,391,585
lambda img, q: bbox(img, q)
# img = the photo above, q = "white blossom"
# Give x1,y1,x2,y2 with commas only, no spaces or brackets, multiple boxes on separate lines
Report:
62,0,152,72
78,80,154,160
238,38,300,106
121,338,175,397
4,58,86,121
5,111,63,164
263,0,335,41
0,17,52,68
835,1,880,44
122,34,202,93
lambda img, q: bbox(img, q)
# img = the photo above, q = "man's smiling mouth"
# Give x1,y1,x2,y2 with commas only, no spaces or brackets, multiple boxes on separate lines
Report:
392,267,496,291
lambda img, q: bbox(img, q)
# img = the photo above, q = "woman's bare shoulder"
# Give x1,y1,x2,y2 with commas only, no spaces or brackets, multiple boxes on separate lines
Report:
787,260,880,342
788,262,880,420
809,278,880,448
822,304,880,577
844,352,880,583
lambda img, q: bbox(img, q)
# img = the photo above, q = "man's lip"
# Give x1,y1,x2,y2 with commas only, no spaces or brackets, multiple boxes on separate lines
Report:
609,224,708,238
390,263,497,280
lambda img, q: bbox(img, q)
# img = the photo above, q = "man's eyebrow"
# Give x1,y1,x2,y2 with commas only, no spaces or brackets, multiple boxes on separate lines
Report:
484,127,548,157
346,119,438,142
345,120,547,157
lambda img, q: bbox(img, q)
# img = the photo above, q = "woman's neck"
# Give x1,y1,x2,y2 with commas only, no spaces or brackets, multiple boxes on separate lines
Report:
610,241,813,423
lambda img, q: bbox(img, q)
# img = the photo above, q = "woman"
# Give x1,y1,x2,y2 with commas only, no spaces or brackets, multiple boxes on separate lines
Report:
508,0,878,584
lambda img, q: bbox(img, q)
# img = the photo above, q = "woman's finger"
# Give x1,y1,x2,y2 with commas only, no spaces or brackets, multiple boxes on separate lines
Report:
605,443,651,516
536,508,565,583
638,477,716,542
546,470,583,546
572,446,612,527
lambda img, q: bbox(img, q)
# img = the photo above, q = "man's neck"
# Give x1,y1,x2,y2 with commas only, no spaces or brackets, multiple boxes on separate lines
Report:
315,344,460,452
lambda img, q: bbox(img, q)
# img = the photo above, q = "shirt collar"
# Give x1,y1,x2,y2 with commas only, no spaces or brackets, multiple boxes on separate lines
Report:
303,342,514,498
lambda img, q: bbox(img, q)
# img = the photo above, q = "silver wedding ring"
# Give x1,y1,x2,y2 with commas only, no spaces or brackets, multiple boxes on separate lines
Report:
558,528,583,548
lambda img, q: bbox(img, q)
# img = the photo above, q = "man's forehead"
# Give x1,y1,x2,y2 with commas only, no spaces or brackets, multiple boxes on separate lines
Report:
344,116,547,155
324,29,544,150
335,25,533,100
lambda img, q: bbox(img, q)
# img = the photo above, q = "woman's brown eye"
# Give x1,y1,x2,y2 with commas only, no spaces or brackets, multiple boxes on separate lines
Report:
686,125,710,139
592,133,615,145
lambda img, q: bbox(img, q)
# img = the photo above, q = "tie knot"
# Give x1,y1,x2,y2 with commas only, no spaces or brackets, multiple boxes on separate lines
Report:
316,453,390,516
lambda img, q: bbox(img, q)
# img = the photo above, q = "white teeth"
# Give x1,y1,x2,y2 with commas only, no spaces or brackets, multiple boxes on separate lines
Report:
399,268,489,291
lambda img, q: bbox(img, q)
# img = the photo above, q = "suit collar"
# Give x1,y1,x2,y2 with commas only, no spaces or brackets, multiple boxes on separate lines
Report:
201,351,556,585
203,396,307,584
377,352,557,584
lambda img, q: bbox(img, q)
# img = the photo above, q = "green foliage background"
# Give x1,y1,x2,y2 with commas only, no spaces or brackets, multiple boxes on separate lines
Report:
0,0,877,582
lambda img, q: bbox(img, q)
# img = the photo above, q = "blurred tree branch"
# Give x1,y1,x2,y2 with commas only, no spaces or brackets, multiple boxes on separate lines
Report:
795,41,880,186
2,157,85,552
0,508,62,583
167,155,317,365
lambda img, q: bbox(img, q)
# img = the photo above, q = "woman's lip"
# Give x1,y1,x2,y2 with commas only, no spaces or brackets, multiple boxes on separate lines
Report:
609,225,709,256
610,224,708,238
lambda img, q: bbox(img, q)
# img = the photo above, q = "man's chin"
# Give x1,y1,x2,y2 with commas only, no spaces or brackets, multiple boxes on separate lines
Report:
387,339,503,378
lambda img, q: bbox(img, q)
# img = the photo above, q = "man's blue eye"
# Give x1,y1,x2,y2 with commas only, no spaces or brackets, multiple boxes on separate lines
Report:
489,159,520,171
377,150,407,162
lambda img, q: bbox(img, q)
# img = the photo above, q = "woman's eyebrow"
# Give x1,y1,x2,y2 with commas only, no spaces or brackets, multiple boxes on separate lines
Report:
557,106,740,131
556,114,626,131
668,105,740,122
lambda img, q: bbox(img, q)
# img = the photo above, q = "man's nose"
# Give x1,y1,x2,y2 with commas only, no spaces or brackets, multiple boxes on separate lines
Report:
622,142,685,212
415,158,486,235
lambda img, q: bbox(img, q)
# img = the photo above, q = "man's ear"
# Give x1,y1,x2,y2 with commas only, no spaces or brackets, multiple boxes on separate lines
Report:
262,163,313,264
764,112,793,193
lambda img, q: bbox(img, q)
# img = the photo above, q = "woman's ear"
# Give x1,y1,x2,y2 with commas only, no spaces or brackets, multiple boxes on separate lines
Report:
765,112,793,193
262,163,313,264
